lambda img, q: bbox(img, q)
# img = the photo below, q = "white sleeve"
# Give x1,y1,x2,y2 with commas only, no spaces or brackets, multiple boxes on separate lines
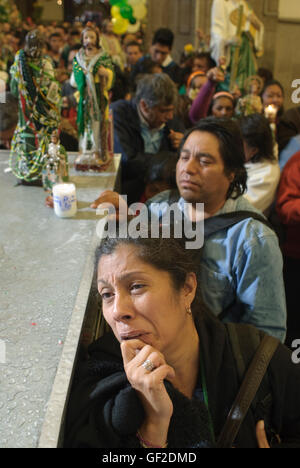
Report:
244,161,281,213
210,0,229,64
70,72,77,89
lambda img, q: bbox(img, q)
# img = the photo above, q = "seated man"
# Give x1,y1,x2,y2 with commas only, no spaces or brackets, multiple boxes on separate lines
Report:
110,73,185,204
133,28,183,86
92,117,287,342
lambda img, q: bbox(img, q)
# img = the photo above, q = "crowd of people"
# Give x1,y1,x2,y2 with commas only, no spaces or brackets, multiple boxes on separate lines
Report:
1,4,300,449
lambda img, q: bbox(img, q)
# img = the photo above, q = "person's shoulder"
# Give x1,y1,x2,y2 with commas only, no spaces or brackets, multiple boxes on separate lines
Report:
111,98,135,112
283,150,300,171
222,196,277,238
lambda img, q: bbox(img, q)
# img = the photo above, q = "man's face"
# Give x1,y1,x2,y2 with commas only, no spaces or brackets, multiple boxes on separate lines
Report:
150,43,170,66
192,57,209,73
140,100,174,129
176,131,234,210
49,36,62,53
126,45,142,66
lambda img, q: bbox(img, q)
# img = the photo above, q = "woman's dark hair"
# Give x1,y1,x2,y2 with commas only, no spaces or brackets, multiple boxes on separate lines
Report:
261,79,285,117
239,113,275,163
178,117,247,199
145,151,177,187
193,52,216,70
95,231,204,317
262,79,284,97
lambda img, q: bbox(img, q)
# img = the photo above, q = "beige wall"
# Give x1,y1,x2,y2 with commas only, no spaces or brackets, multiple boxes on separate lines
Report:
146,0,300,109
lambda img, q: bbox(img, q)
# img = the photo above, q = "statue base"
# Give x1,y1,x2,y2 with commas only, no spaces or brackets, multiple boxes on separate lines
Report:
74,151,112,172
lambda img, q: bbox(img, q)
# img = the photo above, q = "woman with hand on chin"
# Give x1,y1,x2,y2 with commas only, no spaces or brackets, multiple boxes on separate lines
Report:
64,231,300,449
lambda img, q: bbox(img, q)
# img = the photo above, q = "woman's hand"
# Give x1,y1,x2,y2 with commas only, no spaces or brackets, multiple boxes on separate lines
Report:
256,420,270,448
207,66,225,84
98,65,110,79
121,339,175,446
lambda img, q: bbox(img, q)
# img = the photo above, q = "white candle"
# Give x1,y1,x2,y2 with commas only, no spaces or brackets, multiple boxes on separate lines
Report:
264,104,277,120
53,183,77,218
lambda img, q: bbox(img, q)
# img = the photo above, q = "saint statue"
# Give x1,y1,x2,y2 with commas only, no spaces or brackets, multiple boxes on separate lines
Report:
42,129,69,193
235,74,263,116
9,29,61,184
210,0,264,94
70,25,114,171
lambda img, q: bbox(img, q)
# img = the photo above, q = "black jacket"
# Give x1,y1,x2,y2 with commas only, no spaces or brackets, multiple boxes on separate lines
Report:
110,99,185,204
64,311,300,448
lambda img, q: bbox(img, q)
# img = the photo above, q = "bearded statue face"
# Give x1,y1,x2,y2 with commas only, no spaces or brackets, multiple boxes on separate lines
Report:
81,27,100,54
24,30,45,59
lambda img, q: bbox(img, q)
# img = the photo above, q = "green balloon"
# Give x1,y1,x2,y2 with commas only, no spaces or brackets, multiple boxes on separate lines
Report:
120,4,133,19
129,16,136,25
109,0,122,6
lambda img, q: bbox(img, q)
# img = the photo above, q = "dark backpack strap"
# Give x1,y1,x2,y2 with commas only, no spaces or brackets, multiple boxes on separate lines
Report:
204,211,275,238
217,328,279,448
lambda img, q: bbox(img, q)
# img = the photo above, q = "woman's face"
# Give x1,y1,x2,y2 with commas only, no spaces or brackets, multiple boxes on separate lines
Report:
188,75,208,101
212,97,234,118
97,245,196,356
262,84,284,110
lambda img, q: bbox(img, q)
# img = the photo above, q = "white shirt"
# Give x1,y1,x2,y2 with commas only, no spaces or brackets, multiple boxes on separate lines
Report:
244,158,280,214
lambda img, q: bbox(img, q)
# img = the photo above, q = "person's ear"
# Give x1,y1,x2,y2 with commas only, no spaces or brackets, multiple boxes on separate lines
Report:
139,99,148,114
183,272,197,305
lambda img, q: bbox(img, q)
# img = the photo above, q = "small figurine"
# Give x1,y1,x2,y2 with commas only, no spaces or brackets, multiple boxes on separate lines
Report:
235,75,263,117
9,29,61,184
70,25,114,172
42,129,69,193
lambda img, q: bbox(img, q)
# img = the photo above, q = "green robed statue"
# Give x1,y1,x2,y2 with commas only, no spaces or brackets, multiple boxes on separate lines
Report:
9,29,61,183
70,25,114,171
210,0,264,94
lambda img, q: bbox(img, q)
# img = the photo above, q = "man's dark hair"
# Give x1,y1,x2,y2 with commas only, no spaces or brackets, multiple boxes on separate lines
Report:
239,113,275,163
49,32,62,41
125,40,142,51
194,52,216,70
179,117,247,199
152,28,174,49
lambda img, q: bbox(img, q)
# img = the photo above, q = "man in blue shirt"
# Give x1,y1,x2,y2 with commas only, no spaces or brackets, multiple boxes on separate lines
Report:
92,118,287,342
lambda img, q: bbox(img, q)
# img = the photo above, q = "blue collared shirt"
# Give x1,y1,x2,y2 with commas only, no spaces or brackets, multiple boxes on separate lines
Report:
146,191,287,342
137,105,165,154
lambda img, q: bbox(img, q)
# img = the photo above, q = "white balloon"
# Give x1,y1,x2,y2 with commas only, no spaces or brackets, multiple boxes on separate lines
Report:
133,4,147,20
127,20,141,34
128,0,142,6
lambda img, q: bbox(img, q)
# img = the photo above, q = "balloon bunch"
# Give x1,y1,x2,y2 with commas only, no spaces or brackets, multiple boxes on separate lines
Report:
109,0,147,35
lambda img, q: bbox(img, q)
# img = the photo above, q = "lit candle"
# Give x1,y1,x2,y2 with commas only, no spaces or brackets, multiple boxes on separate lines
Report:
264,104,277,121
53,183,77,218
